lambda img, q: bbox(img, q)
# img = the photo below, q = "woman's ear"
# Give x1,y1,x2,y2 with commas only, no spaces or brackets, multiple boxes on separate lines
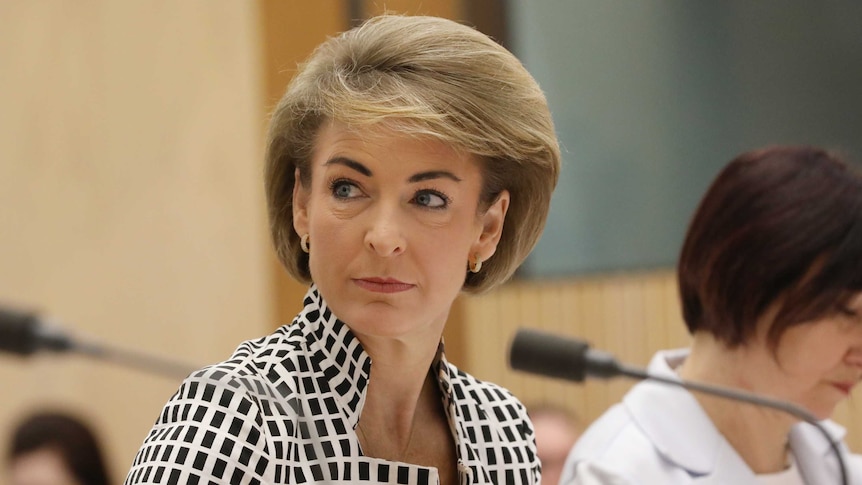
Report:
472,190,510,261
292,168,310,236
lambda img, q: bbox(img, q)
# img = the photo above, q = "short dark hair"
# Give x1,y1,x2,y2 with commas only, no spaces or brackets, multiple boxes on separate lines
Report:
8,411,110,485
678,145,862,348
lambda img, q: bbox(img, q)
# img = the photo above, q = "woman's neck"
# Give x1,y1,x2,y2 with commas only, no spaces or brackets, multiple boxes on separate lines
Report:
677,332,795,474
356,334,443,451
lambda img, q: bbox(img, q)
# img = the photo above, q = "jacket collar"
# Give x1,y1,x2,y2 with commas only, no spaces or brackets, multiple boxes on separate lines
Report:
295,285,498,482
294,285,372,428
295,285,454,430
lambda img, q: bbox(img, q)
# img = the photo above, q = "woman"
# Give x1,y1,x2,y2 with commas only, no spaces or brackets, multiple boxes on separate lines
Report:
562,146,862,484
8,411,111,485
125,14,560,485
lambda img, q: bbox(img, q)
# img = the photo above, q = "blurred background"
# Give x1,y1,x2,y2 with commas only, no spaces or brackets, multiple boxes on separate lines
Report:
1,1,860,482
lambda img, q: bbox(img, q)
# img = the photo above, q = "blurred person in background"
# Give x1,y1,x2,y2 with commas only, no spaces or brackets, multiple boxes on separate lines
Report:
125,14,560,484
7,410,111,485
529,403,581,485
562,146,862,484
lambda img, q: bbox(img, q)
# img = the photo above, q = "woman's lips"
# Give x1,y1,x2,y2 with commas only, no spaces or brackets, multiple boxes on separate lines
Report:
353,277,414,293
831,381,855,396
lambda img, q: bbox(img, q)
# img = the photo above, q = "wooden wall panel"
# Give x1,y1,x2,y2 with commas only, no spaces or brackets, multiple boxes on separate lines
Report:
260,0,346,109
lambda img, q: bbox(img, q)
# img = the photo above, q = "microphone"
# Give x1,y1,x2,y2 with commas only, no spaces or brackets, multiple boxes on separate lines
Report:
0,307,74,355
0,305,199,379
509,328,849,485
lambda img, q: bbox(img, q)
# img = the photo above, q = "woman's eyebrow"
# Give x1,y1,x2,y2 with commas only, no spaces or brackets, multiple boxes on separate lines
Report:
408,171,462,183
324,157,371,176
324,157,462,183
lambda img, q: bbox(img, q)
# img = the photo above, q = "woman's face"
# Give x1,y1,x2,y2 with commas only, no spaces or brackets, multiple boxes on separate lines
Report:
752,292,862,419
293,121,508,344
9,448,82,485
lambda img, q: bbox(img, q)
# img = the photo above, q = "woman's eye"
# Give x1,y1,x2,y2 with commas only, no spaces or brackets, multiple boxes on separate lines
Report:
413,190,448,209
840,306,859,318
835,303,861,324
330,180,359,199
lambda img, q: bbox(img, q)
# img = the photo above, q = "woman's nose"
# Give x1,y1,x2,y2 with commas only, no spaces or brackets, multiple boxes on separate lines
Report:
364,205,406,257
845,346,862,368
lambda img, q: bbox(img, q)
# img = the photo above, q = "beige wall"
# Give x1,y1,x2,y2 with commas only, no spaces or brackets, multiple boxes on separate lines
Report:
0,2,269,481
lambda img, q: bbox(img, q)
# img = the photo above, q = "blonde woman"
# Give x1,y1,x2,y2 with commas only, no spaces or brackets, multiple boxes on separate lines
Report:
126,15,559,485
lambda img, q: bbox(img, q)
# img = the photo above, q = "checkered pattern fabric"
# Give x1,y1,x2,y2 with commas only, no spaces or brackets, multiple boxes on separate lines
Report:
124,286,540,484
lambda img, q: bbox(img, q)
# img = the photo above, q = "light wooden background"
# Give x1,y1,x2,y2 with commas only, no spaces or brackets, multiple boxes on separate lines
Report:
0,2,858,483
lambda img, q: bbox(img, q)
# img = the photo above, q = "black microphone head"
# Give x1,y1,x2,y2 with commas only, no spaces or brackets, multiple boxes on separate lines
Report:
0,306,73,355
0,307,42,355
509,328,591,382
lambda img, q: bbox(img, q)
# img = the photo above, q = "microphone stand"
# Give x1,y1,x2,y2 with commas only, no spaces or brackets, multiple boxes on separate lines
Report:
0,307,199,379
68,338,199,379
509,328,849,485
615,362,847,485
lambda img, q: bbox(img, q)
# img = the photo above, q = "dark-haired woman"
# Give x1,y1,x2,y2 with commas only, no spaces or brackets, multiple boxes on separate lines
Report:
8,411,111,485
563,146,862,484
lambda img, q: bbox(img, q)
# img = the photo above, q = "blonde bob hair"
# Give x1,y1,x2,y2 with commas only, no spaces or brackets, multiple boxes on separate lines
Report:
265,15,560,293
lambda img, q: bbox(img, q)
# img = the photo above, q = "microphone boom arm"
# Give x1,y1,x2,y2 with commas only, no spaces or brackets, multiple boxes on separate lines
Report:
0,306,199,379
509,328,849,485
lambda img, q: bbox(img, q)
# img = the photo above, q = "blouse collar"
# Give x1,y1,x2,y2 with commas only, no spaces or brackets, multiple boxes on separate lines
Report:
295,285,455,429
295,285,372,428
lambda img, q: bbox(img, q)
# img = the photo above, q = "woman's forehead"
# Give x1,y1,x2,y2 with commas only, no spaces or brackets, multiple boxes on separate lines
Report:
311,120,476,168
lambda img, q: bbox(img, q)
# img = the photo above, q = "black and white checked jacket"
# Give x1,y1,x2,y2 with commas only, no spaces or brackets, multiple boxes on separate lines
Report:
125,286,540,484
